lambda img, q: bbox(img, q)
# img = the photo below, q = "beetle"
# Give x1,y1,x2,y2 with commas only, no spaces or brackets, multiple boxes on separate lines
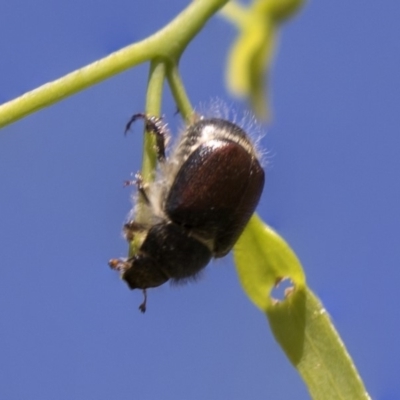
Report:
109,113,265,312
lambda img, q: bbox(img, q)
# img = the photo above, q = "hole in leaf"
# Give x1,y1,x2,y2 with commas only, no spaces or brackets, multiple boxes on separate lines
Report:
270,277,295,304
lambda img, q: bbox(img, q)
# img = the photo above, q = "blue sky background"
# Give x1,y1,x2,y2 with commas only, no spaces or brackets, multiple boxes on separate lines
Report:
1,1,399,399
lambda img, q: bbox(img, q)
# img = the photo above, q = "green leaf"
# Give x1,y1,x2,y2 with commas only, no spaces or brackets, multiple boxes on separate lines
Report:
234,214,306,310
222,0,306,119
234,215,371,400
225,10,275,120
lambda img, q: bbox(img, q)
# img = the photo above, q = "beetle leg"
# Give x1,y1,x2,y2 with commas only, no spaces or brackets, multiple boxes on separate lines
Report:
123,172,151,205
138,289,147,313
125,113,168,162
134,171,150,204
123,220,147,242
108,258,130,272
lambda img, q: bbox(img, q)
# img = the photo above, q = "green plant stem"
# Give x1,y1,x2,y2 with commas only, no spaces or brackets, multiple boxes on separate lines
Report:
130,59,166,234
0,0,229,130
142,60,166,182
220,1,249,27
166,64,193,122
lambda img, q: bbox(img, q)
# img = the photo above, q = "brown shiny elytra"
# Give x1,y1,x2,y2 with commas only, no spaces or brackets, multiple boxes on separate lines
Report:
109,115,265,312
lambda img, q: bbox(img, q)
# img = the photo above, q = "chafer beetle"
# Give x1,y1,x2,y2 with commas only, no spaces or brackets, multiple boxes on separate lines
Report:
109,113,265,312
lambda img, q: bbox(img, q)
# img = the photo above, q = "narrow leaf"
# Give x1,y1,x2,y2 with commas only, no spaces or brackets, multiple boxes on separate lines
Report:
234,215,371,399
